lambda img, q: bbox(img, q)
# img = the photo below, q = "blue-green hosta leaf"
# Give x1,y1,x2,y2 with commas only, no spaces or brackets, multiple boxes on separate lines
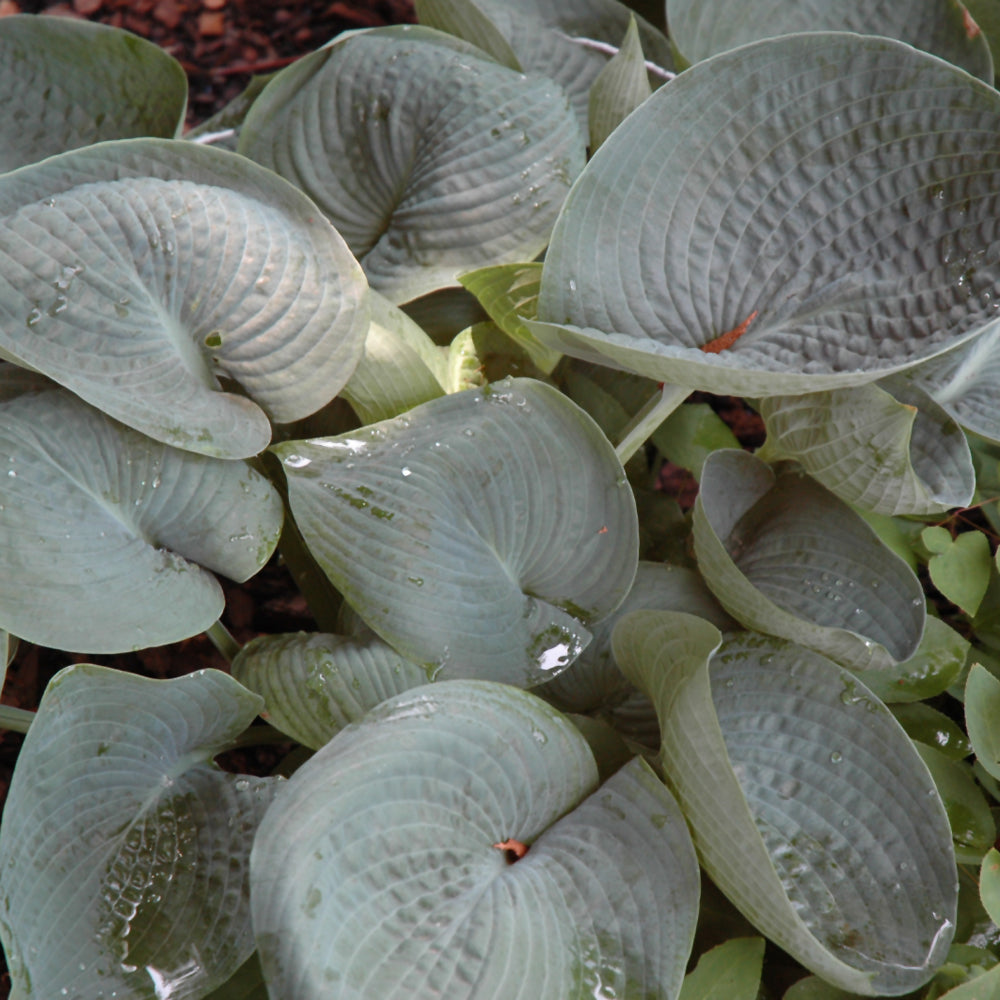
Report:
0,371,281,653
759,379,974,516
418,0,673,131
414,0,523,69
588,15,653,152
0,16,187,173
907,322,1000,443
693,450,925,671
232,631,430,750
274,378,638,687
614,611,958,995
0,665,281,1000
853,618,968,704
537,561,735,746
340,290,446,424
666,0,992,80
251,680,700,1000
0,138,369,458
530,33,1000,397
238,27,585,305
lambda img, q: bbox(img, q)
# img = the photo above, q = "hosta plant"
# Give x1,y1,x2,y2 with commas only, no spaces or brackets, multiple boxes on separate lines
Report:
2,2,1000,998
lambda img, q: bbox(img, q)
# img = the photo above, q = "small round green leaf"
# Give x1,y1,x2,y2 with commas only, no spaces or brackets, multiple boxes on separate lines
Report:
274,378,639,687
0,138,369,458
693,450,925,671
532,33,1000,396
965,663,1000,781
239,27,585,304
251,680,700,1000
0,665,280,1000
0,15,187,172
0,370,282,653
614,611,958,995
678,937,765,1000
979,848,1000,928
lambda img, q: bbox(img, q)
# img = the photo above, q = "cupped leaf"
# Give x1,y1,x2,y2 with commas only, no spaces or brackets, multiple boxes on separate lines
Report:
666,0,992,81
274,378,638,687
0,15,187,173
0,370,282,653
614,611,958,995
758,379,974,516
232,631,430,750
238,27,586,304
0,138,369,458
693,450,925,671
419,0,673,131
251,680,700,1000
531,32,1000,396
0,664,280,1000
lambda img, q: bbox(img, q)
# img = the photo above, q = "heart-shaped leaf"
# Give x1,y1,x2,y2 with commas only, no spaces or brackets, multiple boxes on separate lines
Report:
0,664,281,1000
418,0,673,131
530,33,1000,397
923,526,993,614
678,937,765,1000
0,138,369,458
693,450,925,671
758,379,975,516
666,0,992,80
251,680,700,1000
614,610,958,995
0,369,282,653
274,378,638,687
232,631,430,750
238,26,586,304
0,15,187,173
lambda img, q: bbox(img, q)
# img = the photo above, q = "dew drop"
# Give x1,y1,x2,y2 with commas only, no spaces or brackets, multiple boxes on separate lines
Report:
568,279,578,293
401,467,412,477
829,750,843,764
25,307,42,327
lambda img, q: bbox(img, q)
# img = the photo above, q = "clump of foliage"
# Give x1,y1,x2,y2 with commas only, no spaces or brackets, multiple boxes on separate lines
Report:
2,1,1000,997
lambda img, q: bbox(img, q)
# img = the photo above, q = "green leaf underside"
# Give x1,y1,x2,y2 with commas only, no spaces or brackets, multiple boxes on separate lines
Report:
251,680,700,1000
0,15,187,173
666,0,993,81
0,138,369,458
0,370,282,653
531,32,1000,396
759,379,974,516
694,450,925,671
232,631,430,750
0,665,280,1000
238,27,585,304
274,378,638,688
613,611,958,995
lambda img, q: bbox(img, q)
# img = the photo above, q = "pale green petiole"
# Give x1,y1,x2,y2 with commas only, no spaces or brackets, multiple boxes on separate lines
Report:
614,382,690,465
